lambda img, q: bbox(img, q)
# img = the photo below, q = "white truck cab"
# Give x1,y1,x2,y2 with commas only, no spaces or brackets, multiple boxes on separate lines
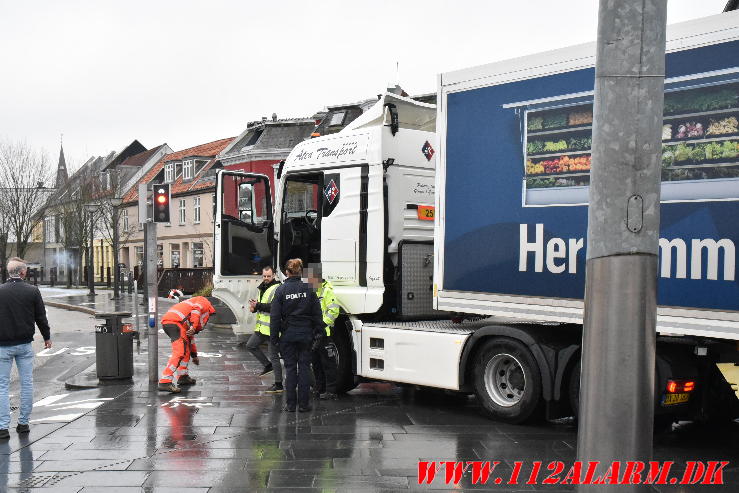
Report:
212,93,439,390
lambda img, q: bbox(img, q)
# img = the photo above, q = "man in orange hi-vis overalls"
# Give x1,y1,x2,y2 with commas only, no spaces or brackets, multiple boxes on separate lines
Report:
158,296,216,393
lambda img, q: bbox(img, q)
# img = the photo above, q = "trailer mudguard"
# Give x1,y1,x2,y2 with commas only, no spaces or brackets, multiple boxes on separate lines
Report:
458,323,580,401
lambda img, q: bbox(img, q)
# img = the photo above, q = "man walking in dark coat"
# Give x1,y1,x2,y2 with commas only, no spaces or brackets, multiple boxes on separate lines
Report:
270,259,323,412
0,258,52,438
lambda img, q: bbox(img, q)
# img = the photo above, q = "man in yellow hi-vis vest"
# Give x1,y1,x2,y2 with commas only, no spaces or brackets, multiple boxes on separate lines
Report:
307,264,340,400
246,266,283,393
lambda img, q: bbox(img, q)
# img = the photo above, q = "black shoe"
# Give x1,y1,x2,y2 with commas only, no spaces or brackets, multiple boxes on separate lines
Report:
319,392,338,400
282,404,295,412
0,429,8,439
298,405,312,413
259,364,273,376
265,383,284,393
177,375,197,386
16,424,29,434
157,383,181,393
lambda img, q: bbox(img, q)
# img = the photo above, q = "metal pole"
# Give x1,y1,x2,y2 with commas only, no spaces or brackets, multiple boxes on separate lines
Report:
113,205,120,299
577,1,667,490
88,214,95,296
133,279,140,334
146,221,159,383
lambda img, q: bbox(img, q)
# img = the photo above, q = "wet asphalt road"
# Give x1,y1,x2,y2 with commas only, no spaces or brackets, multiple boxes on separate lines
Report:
0,290,735,492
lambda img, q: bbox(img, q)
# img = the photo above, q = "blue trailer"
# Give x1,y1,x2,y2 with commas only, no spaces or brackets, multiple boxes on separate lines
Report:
213,12,739,424
432,11,739,422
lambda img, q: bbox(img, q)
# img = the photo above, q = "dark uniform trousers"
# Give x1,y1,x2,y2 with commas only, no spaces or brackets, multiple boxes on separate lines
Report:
312,336,338,394
281,341,312,408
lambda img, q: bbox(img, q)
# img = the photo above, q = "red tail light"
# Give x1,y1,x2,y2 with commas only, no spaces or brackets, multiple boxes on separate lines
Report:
666,380,695,393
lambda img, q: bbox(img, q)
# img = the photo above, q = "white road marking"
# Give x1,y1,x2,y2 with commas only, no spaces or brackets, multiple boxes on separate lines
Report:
162,396,213,409
34,394,70,407
197,352,222,358
36,346,98,357
30,394,113,423
36,347,70,357
30,413,84,423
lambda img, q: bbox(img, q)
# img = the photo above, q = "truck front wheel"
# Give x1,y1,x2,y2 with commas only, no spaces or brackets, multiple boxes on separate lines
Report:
473,338,542,423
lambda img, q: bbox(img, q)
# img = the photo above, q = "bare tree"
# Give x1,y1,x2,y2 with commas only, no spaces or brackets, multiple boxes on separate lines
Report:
54,166,97,287
0,211,8,281
0,140,53,263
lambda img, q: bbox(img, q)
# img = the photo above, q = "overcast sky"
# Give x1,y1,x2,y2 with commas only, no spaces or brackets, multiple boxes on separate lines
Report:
0,0,731,175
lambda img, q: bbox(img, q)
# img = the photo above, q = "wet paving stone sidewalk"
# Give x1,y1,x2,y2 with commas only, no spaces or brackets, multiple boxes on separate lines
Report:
6,293,739,491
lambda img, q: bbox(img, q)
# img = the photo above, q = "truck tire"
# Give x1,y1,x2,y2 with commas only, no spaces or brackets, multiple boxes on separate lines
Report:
473,338,542,423
333,317,357,394
568,361,581,419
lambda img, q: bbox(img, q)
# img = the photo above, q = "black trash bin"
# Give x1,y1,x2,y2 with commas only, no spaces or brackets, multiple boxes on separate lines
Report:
95,311,134,380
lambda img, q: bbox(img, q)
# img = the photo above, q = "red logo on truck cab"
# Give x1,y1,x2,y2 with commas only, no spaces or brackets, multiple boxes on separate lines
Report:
422,141,435,161
324,179,339,204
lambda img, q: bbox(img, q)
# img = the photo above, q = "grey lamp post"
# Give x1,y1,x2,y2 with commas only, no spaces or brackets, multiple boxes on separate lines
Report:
83,203,99,296
110,197,123,299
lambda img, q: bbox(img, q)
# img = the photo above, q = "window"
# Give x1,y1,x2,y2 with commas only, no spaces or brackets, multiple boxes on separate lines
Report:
329,111,346,126
238,183,253,222
183,160,193,180
135,246,144,266
122,209,129,231
280,174,322,267
171,244,180,268
164,163,174,183
193,242,204,268
45,217,55,243
243,128,263,148
193,196,201,223
179,199,186,224
212,193,216,222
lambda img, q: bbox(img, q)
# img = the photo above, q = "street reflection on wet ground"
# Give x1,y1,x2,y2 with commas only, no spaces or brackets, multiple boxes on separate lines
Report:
3,308,738,491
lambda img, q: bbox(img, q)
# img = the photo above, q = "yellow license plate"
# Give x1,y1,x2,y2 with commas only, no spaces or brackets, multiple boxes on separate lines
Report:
662,393,690,405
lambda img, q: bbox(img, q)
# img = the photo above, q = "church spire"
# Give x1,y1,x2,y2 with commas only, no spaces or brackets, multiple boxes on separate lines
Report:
55,135,68,188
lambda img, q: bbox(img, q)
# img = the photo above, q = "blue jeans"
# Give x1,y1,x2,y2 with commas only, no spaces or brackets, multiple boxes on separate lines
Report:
0,343,34,429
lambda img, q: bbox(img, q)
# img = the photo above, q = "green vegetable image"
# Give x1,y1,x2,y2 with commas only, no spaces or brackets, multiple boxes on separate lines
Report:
720,141,738,159
527,116,544,131
673,143,691,162
543,140,568,152
664,87,738,114
542,112,568,129
704,142,719,160
568,137,592,151
690,144,706,163
661,148,675,167
527,140,545,154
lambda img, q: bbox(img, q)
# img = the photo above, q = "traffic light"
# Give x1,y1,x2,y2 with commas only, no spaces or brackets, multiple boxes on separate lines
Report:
153,184,170,223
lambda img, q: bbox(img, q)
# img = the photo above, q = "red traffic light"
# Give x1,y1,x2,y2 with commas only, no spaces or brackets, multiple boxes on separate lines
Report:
153,184,171,223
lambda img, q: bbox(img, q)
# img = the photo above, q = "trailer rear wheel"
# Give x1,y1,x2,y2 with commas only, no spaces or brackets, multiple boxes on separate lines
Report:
473,339,542,423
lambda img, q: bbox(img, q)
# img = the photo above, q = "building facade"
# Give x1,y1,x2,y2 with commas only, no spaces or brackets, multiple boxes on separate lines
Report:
119,138,234,275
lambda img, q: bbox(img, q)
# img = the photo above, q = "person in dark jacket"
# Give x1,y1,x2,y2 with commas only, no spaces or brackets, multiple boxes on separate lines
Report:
0,258,52,439
270,259,323,412
245,266,283,392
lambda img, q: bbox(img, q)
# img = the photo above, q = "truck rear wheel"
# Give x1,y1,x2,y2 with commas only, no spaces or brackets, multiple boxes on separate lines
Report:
473,338,542,423
333,317,357,394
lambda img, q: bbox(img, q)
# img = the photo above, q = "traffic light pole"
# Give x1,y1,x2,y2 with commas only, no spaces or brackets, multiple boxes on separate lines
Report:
146,220,159,383
576,1,666,490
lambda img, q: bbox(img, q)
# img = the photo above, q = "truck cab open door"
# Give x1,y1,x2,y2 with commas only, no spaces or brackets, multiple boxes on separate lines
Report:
212,170,274,335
